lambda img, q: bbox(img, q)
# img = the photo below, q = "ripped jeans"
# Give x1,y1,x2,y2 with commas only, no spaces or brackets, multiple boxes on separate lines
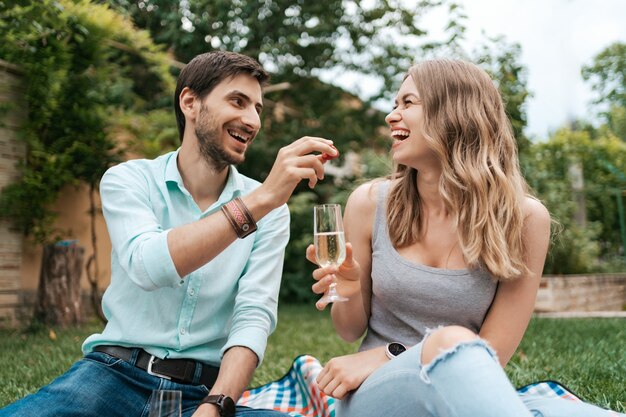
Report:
336,339,619,417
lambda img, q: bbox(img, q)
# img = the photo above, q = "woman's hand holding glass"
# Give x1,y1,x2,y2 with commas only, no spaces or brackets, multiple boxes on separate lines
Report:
306,242,361,310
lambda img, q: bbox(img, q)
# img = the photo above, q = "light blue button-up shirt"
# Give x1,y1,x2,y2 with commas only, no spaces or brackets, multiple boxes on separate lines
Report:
83,150,290,366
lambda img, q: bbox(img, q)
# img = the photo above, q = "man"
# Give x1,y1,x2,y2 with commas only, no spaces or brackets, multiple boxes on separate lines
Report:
0,51,337,417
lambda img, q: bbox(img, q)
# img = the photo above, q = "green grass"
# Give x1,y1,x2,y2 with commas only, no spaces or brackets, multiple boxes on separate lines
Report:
1,304,624,411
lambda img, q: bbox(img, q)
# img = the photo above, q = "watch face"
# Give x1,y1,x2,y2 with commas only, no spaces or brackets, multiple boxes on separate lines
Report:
219,395,236,417
388,342,407,356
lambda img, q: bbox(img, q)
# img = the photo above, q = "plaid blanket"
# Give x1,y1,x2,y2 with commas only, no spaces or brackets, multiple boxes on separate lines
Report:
239,355,620,417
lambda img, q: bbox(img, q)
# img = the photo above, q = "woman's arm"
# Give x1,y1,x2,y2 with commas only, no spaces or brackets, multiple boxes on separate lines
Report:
308,182,378,342
479,197,552,366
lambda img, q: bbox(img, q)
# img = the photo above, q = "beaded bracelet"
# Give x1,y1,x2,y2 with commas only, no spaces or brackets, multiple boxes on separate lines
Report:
221,197,257,238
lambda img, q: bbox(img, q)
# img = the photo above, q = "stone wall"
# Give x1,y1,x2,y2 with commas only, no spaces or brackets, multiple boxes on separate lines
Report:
0,59,26,326
535,273,626,312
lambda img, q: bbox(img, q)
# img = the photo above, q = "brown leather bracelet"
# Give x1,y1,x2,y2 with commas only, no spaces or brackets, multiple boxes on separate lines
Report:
221,197,257,238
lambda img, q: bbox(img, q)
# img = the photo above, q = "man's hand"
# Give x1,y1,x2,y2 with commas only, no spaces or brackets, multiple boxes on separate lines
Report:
307,242,361,310
190,347,256,417
252,137,338,208
316,348,388,400
321,145,340,161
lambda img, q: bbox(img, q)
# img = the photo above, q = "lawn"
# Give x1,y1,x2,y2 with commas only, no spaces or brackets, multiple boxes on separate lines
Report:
0,304,624,412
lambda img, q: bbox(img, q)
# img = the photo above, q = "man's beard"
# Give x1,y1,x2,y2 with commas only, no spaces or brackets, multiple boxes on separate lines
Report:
195,108,244,172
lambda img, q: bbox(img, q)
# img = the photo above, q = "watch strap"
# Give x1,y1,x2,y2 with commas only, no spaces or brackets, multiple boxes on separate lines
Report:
200,394,236,417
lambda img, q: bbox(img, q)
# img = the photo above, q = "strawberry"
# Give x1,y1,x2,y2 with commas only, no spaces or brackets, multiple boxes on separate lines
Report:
321,145,339,161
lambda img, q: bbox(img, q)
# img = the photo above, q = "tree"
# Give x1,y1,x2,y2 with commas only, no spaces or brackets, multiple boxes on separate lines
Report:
524,128,626,273
582,42,626,142
582,42,626,109
0,0,174,322
472,36,531,154
104,0,465,91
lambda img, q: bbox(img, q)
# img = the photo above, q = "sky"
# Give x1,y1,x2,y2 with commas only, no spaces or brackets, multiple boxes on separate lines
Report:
455,0,626,139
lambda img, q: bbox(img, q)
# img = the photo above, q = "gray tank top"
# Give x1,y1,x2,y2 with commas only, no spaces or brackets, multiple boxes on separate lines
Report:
359,181,498,351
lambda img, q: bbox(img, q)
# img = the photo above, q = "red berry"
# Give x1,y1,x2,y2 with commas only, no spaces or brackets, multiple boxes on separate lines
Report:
321,145,339,161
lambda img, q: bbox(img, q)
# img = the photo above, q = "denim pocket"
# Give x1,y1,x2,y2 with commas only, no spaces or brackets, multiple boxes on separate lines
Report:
83,351,125,367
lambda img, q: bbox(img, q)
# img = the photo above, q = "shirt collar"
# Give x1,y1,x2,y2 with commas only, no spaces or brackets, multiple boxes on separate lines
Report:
164,149,246,205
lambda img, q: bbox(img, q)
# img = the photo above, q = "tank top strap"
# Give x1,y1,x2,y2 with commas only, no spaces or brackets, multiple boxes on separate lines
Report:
372,181,391,247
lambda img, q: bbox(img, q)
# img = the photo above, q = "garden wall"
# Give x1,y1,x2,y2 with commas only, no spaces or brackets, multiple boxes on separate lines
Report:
0,59,27,326
535,273,626,312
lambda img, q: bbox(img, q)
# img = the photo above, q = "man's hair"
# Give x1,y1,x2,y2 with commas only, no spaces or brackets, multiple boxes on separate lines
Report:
174,51,269,141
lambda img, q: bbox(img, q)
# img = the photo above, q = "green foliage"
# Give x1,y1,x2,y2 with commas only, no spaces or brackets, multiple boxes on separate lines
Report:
107,108,179,159
582,42,626,109
472,36,531,153
105,0,463,95
281,192,319,303
0,0,174,242
524,129,626,273
582,42,626,143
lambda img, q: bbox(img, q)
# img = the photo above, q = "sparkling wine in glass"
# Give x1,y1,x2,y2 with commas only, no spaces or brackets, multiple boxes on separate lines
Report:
149,390,182,417
314,204,348,303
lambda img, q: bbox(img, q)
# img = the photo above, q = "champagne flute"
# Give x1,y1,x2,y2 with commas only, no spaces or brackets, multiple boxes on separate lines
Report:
314,204,348,303
149,390,182,417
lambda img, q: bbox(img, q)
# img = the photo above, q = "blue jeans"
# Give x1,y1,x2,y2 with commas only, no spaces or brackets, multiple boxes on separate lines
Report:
0,351,288,417
337,340,621,417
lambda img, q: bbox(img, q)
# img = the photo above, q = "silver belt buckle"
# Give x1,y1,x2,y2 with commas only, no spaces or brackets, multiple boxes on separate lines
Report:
147,355,171,380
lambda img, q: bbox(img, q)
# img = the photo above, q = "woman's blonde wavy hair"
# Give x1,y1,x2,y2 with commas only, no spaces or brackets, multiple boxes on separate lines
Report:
386,59,531,281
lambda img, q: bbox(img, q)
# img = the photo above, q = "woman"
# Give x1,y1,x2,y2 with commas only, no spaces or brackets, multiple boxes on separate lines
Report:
307,59,621,417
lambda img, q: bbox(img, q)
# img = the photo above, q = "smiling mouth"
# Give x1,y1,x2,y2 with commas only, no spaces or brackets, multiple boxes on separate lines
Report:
227,129,253,144
391,130,410,141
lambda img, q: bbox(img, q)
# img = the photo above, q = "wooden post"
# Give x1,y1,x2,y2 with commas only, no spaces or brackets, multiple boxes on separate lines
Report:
34,241,85,326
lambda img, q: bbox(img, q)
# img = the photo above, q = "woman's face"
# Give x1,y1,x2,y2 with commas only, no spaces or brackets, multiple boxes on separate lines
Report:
385,76,436,168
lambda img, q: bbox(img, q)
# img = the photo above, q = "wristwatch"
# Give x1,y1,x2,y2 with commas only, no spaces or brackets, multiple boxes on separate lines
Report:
200,394,236,417
385,342,407,359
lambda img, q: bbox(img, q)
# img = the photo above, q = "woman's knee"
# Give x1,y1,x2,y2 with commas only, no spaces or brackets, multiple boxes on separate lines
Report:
421,326,478,365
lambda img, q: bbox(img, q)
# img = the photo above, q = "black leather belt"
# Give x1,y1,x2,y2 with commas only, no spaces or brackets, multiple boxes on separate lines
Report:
94,345,219,387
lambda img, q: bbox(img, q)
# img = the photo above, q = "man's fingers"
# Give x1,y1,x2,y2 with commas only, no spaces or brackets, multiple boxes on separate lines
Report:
286,166,321,187
284,136,337,159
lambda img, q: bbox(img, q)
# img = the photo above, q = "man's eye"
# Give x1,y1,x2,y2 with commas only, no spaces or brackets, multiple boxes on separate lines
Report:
232,98,243,106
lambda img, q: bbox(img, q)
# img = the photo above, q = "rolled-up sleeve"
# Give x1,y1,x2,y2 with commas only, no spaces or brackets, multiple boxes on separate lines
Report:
100,164,180,290
220,203,290,365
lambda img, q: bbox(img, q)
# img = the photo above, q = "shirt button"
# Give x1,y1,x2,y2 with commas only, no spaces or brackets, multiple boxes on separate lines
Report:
180,328,186,335
189,289,195,296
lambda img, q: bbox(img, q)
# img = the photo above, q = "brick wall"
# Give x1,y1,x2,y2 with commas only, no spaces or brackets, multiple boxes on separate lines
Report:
535,273,626,312
0,59,26,326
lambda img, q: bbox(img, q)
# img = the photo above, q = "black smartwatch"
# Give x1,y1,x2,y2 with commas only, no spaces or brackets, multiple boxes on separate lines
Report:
385,342,407,359
201,394,236,417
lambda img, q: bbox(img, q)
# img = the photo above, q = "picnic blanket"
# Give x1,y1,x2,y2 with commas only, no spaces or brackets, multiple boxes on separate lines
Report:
239,355,621,417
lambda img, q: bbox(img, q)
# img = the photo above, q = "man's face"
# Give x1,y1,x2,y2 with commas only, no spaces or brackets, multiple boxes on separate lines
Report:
194,74,263,171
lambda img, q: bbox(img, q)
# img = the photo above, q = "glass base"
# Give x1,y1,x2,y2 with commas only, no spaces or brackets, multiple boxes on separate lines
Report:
319,293,349,303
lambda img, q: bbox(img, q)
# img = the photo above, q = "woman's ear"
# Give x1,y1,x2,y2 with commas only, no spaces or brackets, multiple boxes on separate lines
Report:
179,87,197,121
